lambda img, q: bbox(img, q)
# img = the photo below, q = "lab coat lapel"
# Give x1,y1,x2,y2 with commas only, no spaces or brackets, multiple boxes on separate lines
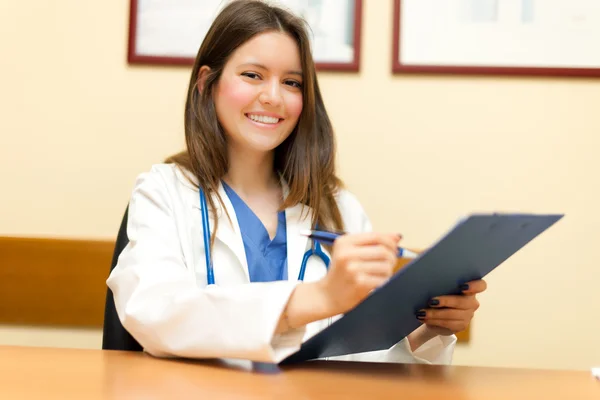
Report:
285,201,313,282
208,183,250,281
178,165,249,281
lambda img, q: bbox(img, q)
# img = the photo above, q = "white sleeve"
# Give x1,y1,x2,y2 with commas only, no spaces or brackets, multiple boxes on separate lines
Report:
335,189,457,364
328,335,456,364
106,168,306,363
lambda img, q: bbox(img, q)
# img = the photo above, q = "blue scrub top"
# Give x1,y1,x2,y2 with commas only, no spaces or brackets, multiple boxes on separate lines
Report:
222,181,288,282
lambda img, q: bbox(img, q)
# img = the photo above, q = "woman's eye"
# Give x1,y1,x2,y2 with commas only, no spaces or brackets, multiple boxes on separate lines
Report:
242,72,260,79
285,80,302,88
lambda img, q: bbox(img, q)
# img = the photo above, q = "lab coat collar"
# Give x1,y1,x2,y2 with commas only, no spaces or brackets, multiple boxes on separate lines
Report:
183,165,314,283
176,165,250,281
211,178,314,284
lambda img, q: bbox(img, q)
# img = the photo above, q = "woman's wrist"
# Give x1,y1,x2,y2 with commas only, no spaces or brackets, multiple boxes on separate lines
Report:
276,281,340,333
407,324,438,352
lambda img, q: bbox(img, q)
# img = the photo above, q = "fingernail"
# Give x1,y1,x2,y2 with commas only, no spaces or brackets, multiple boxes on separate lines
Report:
460,283,470,291
428,299,440,307
416,311,426,319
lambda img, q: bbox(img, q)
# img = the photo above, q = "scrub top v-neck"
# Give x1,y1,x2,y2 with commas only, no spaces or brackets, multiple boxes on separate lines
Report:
221,181,288,282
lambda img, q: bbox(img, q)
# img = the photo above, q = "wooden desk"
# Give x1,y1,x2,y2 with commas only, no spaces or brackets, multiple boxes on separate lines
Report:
0,346,597,399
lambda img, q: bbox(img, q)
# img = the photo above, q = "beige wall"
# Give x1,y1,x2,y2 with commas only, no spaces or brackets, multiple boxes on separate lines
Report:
1,1,598,371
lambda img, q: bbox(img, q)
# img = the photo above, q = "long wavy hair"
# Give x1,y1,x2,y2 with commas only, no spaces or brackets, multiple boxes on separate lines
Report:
167,0,344,243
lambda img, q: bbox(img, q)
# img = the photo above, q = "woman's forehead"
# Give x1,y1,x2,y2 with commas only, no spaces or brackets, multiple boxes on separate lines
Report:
227,32,303,74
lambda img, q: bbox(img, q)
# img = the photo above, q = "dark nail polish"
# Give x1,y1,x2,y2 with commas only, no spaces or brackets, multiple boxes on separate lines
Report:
460,283,470,291
416,311,426,319
429,299,440,307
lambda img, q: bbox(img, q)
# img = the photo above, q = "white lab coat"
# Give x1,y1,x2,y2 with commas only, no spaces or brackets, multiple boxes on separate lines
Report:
107,163,456,364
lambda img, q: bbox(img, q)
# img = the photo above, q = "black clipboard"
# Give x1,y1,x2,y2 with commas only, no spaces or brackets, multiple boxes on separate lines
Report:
281,213,563,365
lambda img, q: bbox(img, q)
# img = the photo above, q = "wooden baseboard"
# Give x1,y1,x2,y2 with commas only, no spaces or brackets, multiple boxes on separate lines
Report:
0,237,470,342
0,237,114,328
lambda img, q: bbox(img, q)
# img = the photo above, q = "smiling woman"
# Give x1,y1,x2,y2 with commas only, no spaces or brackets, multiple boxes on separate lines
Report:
106,0,485,365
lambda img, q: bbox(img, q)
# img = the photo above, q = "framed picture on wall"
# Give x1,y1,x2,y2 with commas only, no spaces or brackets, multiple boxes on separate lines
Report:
128,0,363,72
392,0,600,77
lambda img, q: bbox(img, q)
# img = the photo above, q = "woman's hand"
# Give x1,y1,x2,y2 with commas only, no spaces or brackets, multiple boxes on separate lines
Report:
278,232,400,333
417,279,487,336
317,232,401,316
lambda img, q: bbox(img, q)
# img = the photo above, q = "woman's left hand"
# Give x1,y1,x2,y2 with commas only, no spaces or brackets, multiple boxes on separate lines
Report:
416,279,487,336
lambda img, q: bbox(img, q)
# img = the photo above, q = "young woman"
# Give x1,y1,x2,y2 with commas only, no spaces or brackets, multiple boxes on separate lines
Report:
107,0,486,364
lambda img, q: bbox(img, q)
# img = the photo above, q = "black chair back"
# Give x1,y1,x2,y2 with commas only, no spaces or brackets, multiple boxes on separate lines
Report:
101,206,143,351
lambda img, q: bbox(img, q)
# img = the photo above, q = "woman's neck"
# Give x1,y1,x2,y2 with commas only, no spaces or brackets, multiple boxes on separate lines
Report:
223,147,279,196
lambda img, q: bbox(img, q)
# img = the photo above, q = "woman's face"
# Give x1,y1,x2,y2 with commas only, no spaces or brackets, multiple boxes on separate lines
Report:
213,31,304,156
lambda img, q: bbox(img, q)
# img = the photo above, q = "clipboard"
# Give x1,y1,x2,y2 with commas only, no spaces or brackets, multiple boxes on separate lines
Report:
280,213,564,365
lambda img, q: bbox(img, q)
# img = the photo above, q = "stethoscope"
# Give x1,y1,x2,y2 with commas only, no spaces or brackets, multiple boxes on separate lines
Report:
199,188,331,285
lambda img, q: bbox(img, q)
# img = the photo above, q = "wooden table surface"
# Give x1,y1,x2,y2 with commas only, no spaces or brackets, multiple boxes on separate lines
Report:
0,346,597,399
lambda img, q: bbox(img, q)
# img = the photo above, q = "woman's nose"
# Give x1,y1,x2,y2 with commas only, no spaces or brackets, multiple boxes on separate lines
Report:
258,80,283,107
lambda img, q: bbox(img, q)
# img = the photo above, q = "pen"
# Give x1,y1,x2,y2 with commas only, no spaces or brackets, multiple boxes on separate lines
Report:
300,229,419,259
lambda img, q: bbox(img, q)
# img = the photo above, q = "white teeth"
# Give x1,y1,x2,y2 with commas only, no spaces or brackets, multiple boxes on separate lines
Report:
247,114,280,124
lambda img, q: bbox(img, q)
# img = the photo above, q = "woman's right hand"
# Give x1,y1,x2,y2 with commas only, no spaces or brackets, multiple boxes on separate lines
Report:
318,232,401,316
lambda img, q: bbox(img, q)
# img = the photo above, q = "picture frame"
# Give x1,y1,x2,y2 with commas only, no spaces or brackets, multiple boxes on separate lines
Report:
128,0,363,72
392,0,600,77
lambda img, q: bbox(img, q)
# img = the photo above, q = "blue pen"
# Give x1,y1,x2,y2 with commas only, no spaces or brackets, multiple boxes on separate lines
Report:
299,229,419,259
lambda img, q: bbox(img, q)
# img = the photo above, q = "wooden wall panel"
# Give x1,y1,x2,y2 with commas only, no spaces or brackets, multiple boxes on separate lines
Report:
0,237,114,327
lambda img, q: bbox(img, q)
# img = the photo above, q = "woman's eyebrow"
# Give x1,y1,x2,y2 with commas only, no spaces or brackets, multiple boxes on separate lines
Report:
239,62,303,77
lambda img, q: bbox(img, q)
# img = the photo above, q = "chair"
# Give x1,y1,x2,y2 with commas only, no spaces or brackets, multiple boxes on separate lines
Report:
101,206,143,351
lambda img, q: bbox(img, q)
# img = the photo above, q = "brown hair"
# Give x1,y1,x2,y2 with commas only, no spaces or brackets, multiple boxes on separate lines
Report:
167,0,344,241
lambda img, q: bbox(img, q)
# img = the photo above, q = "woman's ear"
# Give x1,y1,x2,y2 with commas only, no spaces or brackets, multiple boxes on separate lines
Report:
197,66,211,93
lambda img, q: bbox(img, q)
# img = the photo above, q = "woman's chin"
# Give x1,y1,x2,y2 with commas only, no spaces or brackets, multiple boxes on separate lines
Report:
243,133,290,153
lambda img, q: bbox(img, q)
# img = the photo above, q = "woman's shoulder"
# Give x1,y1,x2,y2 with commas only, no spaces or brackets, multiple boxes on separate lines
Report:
133,163,197,191
126,163,199,211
